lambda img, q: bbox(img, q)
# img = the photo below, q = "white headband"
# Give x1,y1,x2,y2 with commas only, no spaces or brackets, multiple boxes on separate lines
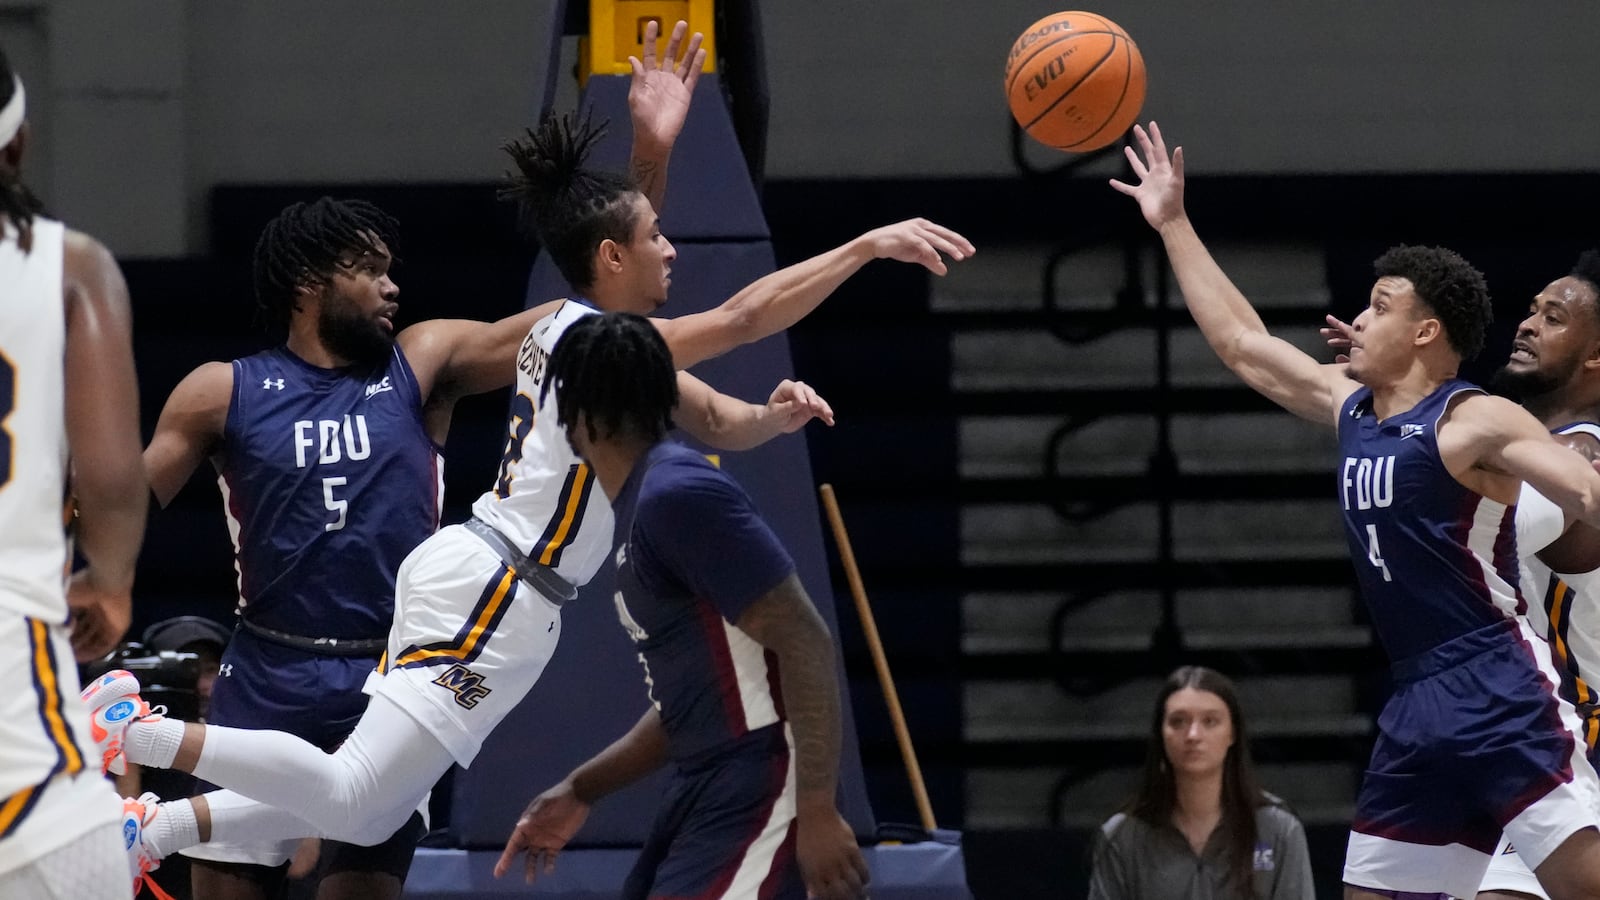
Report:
0,77,25,148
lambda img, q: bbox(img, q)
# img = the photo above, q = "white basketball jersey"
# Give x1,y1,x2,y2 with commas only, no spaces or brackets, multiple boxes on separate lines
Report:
1520,423,1600,751
470,300,613,586
0,218,69,622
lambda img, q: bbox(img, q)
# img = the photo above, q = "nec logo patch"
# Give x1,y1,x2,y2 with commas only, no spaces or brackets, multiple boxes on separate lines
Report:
432,664,492,709
364,376,394,399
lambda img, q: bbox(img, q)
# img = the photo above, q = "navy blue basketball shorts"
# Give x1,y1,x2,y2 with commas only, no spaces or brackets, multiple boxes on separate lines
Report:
187,628,418,870
623,725,803,900
1343,618,1600,898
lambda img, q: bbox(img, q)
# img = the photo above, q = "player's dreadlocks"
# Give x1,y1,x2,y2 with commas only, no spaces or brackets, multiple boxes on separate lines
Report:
542,312,677,446
1373,245,1492,360
251,197,401,329
499,112,641,292
0,46,43,247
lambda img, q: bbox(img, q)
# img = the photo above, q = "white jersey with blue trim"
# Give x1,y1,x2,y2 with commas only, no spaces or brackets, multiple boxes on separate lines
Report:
0,217,68,622
470,299,612,586
1518,422,1600,754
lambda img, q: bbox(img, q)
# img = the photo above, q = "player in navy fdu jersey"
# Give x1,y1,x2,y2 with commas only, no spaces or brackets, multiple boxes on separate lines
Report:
495,312,869,900
1331,251,1600,900
0,48,149,900
81,95,972,878
1114,122,1600,898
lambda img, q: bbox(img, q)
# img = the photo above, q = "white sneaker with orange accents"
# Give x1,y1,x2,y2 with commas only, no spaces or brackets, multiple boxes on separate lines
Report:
120,792,175,900
80,669,162,776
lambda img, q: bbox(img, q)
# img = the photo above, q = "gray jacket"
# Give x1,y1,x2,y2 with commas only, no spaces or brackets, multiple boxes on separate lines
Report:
1088,802,1315,900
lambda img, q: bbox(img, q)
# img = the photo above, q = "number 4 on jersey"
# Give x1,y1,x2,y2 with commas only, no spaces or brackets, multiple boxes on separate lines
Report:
1365,523,1392,582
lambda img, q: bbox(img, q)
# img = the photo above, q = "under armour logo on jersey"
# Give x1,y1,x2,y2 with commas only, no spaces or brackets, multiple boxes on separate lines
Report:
364,376,393,399
218,664,233,677
1399,423,1426,440
262,378,285,391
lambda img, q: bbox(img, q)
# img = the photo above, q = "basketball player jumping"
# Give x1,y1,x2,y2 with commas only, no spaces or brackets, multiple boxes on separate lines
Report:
1327,251,1600,900
83,109,973,889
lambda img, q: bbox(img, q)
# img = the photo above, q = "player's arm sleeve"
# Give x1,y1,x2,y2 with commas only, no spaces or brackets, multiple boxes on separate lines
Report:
635,471,795,621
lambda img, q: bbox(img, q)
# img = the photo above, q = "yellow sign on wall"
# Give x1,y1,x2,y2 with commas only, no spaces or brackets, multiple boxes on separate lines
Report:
582,0,717,81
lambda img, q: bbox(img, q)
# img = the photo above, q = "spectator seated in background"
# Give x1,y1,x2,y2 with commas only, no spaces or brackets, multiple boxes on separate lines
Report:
1089,665,1314,900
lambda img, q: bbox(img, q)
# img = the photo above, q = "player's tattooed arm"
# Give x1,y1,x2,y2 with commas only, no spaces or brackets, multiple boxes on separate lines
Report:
736,576,870,899
734,574,843,803
627,19,703,213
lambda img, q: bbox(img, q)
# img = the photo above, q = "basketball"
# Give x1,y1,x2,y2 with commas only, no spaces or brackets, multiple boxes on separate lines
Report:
1005,11,1147,152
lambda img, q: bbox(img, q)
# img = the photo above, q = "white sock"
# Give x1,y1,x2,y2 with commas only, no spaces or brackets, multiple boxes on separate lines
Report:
124,718,185,769
144,799,200,860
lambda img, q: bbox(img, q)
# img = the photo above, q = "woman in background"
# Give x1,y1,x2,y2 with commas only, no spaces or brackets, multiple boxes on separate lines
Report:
1089,666,1315,899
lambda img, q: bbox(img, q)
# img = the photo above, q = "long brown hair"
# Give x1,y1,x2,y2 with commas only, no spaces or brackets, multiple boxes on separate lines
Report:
1128,666,1272,897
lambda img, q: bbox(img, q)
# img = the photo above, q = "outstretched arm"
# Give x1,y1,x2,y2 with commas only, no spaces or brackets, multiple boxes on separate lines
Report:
1111,123,1355,426
672,371,834,451
628,19,704,212
63,231,147,660
653,218,975,370
494,707,667,884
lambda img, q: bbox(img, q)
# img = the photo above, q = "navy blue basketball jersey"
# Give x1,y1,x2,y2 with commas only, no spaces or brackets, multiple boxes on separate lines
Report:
218,346,441,638
1337,380,1524,660
611,442,797,761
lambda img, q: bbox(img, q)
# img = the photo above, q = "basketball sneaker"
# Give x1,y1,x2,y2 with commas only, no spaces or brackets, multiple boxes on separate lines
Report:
80,669,162,776
121,792,175,900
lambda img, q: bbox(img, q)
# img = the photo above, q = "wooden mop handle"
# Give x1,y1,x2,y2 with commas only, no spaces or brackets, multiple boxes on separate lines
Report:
818,484,938,833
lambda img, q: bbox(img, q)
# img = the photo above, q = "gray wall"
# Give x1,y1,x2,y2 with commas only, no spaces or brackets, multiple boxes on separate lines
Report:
8,1,1600,255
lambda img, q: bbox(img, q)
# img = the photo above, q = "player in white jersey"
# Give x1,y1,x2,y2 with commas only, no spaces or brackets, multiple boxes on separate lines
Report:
84,110,973,872
0,48,149,900
1326,252,1600,899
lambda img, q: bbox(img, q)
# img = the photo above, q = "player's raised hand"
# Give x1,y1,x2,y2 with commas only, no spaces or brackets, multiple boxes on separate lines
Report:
628,19,705,152
767,379,835,432
1109,122,1186,231
67,569,131,662
1321,313,1356,363
863,219,975,276
797,809,870,900
494,781,591,884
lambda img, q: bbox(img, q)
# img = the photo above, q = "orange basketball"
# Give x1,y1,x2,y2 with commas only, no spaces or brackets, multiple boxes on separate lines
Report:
1005,11,1147,152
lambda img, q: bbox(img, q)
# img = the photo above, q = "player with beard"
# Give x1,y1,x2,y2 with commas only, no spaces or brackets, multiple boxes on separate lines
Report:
130,23,768,900
1328,250,1600,900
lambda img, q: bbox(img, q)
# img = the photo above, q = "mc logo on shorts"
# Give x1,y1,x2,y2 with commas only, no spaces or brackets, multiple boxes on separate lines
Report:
432,664,492,709
104,700,137,723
